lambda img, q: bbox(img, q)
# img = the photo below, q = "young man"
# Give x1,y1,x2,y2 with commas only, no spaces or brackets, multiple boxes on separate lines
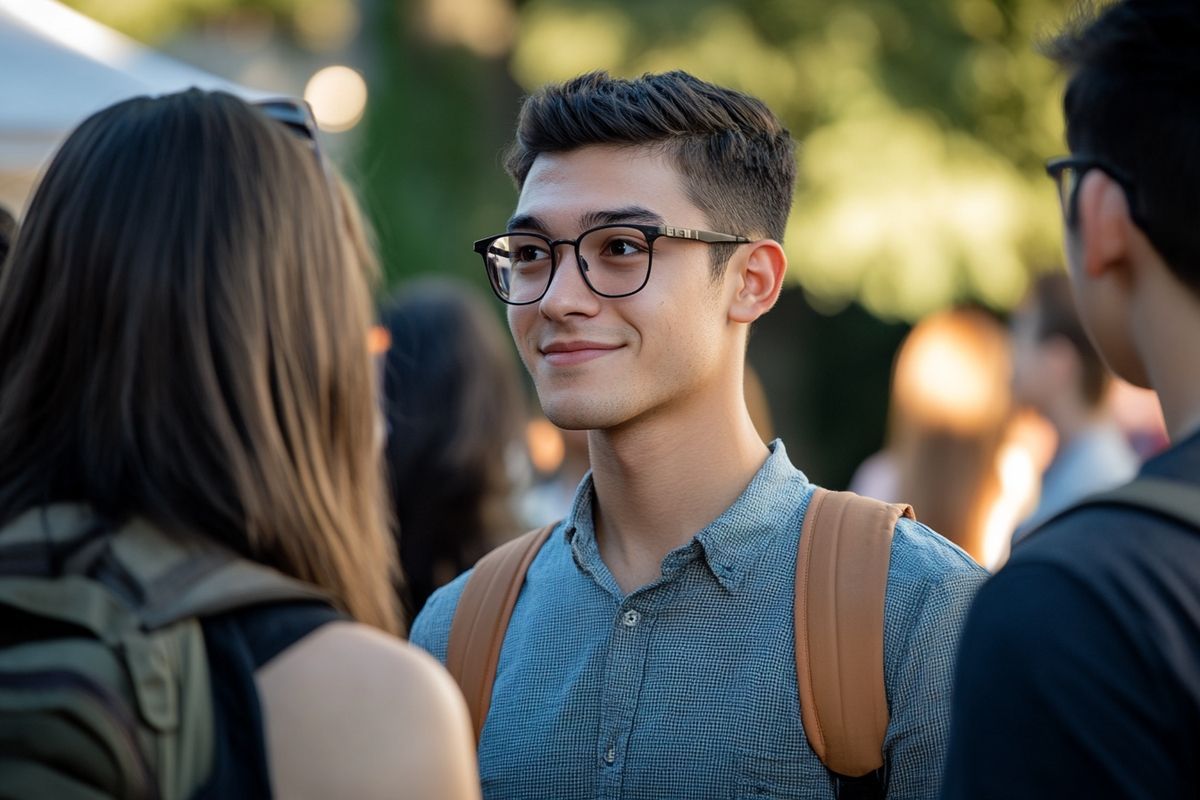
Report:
1009,272,1138,542
943,2,1200,796
412,70,985,799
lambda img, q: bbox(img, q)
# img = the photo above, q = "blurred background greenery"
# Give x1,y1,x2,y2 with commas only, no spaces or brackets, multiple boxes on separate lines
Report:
64,0,1074,486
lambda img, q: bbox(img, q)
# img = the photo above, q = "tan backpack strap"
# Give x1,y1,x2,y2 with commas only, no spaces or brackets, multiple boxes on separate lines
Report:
795,488,914,778
446,524,556,743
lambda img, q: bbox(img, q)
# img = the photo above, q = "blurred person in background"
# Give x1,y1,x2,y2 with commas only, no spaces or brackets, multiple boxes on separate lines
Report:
1009,272,1138,542
519,416,590,528
411,70,985,799
380,278,526,617
944,1,1200,796
0,90,478,799
850,308,1016,562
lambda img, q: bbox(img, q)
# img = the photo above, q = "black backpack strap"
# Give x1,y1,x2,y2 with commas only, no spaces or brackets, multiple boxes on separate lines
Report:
1023,477,1200,543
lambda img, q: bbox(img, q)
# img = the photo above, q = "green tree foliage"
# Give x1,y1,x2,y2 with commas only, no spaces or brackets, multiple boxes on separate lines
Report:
66,0,1076,319
62,0,1080,484
502,0,1073,320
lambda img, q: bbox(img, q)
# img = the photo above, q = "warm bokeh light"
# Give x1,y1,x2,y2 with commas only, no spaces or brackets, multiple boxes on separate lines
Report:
979,410,1057,569
367,325,391,356
979,443,1036,569
294,0,358,53
304,65,367,132
420,0,515,59
526,417,566,475
892,309,1012,434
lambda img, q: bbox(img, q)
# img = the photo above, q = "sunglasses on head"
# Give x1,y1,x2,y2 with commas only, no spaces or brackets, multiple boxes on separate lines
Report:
255,98,322,162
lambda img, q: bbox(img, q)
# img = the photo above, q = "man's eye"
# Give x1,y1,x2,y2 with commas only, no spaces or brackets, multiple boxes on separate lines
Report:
602,239,643,257
514,245,549,263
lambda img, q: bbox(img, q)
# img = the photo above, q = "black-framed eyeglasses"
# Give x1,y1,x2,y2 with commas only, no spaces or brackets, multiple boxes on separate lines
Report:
1045,156,1141,226
473,223,751,305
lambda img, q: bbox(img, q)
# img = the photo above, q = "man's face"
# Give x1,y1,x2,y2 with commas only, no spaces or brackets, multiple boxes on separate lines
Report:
1060,170,1150,388
506,144,741,431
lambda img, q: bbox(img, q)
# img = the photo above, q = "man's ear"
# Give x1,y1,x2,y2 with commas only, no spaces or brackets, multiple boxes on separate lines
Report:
728,239,787,324
1075,170,1135,281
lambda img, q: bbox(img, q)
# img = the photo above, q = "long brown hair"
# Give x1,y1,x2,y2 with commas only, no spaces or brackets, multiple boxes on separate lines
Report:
0,90,400,634
888,308,1013,561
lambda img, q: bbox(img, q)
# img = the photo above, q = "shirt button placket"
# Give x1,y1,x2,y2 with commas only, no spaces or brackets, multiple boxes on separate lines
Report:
598,603,651,798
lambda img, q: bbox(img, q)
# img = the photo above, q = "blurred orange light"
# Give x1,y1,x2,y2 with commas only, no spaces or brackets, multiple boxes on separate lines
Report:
368,325,391,356
304,65,367,132
892,310,1012,434
526,417,566,475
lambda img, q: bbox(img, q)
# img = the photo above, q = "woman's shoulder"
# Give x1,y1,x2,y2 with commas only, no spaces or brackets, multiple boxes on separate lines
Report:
256,621,480,800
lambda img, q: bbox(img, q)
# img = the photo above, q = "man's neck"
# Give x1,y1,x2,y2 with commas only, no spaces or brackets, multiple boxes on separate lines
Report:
586,395,770,596
1134,273,1200,443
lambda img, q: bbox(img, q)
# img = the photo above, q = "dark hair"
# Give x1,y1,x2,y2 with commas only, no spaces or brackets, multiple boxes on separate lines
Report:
380,279,524,615
0,206,15,266
1043,0,1200,292
1031,272,1110,407
0,90,401,633
505,70,796,272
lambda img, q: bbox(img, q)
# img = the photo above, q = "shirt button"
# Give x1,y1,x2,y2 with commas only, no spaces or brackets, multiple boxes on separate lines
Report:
621,609,641,628
604,744,616,765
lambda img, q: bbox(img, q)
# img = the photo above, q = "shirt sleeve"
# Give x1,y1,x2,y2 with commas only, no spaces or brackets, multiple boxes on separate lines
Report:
408,569,471,663
882,546,986,800
941,561,1180,799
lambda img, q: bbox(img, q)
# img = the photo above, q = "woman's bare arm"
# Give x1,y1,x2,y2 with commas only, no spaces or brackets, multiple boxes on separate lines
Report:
257,621,481,800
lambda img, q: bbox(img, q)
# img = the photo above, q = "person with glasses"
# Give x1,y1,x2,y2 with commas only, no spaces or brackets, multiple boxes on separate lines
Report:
0,90,479,799
410,70,986,799
943,2,1200,797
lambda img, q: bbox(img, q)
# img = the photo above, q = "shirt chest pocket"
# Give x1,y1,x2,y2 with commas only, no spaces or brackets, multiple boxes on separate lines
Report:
734,745,836,800
732,672,836,800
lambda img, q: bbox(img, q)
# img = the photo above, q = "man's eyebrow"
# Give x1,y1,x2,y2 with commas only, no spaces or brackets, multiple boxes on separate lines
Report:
505,207,666,234
580,207,664,229
506,213,547,233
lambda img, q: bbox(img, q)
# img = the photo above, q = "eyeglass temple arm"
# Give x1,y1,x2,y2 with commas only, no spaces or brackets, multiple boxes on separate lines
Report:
661,227,751,244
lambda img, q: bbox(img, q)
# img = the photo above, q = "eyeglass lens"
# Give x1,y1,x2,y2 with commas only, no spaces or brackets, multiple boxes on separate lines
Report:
483,226,654,303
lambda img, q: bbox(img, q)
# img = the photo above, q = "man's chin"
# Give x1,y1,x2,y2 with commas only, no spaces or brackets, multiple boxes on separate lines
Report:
538,395,622,432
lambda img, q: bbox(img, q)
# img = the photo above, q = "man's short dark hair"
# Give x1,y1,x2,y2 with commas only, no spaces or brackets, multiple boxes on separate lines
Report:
1031,272,1110,407
1043,0,1200,293
505,71,796,273
0,206,16,267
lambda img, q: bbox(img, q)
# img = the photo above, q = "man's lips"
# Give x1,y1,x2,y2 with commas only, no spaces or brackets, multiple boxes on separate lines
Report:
539,341,623,366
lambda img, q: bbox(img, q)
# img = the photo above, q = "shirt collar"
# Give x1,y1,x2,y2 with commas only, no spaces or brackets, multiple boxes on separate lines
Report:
560,440,809,592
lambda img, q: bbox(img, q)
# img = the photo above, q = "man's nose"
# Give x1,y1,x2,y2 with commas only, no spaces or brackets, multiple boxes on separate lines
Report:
540,243,599,318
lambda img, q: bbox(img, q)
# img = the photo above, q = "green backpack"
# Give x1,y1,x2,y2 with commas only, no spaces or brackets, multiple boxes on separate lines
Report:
0,504,327,800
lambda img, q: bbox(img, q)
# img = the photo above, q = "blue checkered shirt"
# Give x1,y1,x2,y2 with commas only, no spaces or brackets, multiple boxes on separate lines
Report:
411,441,986,799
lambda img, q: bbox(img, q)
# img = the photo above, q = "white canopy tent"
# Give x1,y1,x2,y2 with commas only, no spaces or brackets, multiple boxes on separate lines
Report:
0,0,266,214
